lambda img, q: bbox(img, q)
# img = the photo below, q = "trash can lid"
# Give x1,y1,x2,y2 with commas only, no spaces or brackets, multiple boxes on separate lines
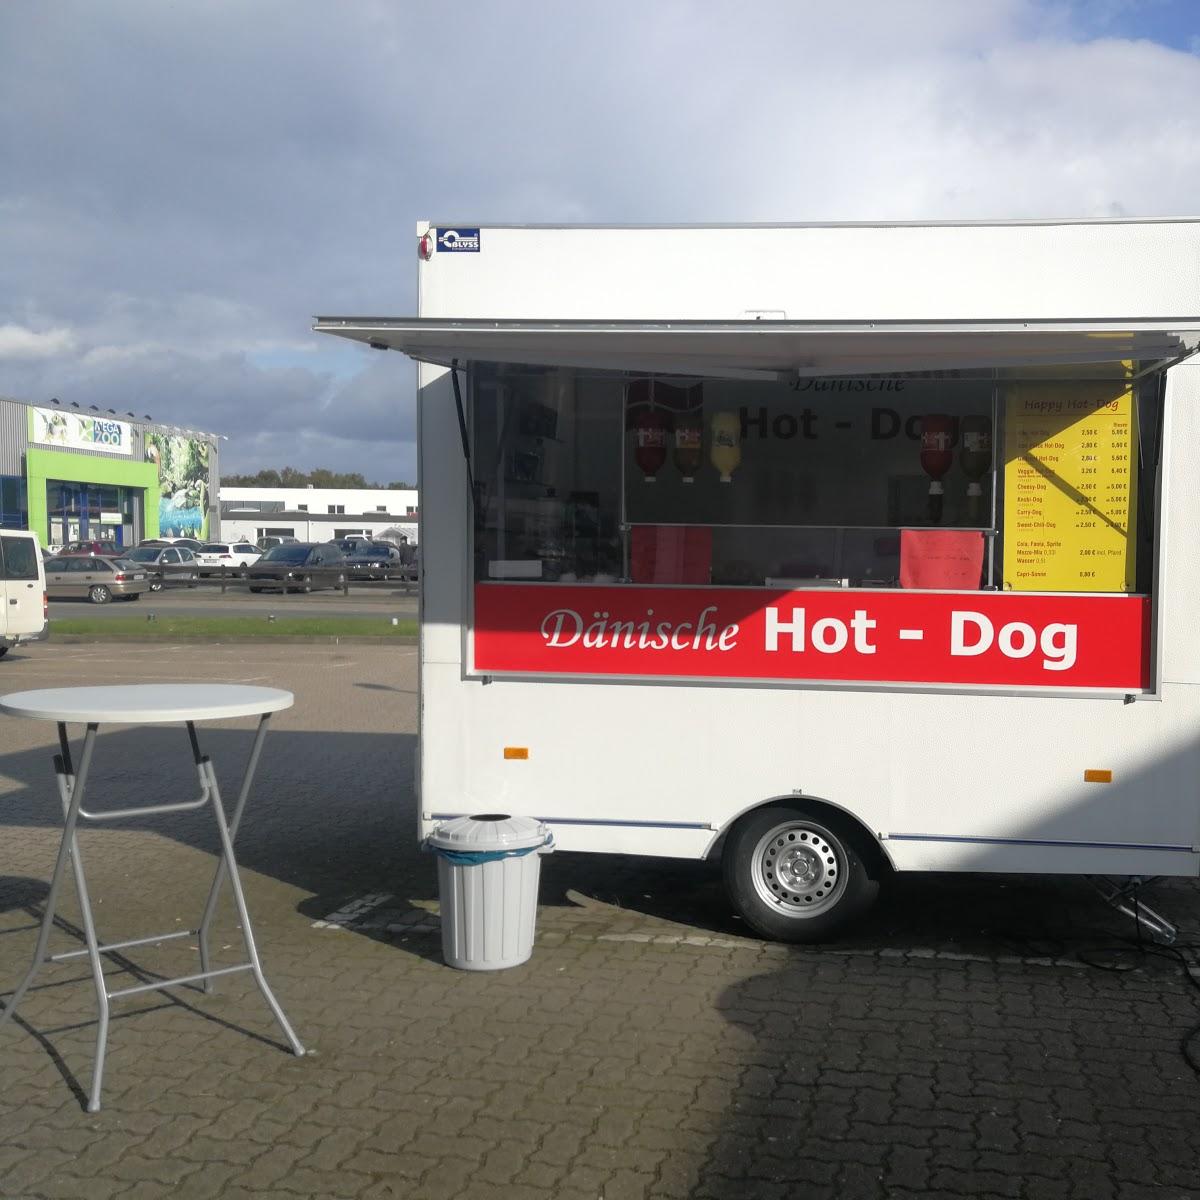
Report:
428,813,550,853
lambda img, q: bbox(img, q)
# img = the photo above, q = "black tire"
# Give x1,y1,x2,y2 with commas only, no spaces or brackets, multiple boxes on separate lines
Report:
149,580,163,592
249,586,263,594
299,576,312,594
88,584,112,605
0,646,9,659
723,803,880,943
187,574,199,587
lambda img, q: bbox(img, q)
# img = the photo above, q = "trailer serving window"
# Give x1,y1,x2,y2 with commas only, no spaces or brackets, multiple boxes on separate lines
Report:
312,316,1193,694
470,363,1156,597
466,362,1163,693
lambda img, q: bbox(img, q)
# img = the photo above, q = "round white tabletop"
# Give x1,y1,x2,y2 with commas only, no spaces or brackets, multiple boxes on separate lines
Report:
0,684,294,725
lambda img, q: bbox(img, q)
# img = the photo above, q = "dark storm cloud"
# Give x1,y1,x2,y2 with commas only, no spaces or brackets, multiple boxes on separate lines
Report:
3,1,1200,481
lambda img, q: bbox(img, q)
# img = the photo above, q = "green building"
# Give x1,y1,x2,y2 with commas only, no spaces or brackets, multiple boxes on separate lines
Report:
0,395,220,549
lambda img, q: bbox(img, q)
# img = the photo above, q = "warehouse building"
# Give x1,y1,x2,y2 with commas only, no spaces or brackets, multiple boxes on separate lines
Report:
0,394,220,550
219,485,419,545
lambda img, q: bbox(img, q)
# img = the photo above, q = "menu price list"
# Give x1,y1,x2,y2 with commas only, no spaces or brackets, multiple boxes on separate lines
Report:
1002,385,1138,593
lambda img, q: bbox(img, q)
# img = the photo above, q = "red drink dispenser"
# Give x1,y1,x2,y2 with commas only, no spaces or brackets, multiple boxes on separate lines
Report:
633,408,669,482
919,414,956,524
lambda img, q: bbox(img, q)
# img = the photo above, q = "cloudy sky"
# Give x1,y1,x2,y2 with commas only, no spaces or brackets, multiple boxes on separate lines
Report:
2,0,1200,484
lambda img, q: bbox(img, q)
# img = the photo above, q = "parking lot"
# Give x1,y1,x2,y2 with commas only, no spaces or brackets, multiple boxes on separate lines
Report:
3,642,1200,1199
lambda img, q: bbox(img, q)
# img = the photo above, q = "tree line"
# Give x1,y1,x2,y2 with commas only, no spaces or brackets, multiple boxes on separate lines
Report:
223,467,414,489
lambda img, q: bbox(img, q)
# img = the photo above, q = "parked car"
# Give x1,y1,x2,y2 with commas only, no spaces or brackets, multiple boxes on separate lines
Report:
344,542,410,581
138,536,203,552
45,555,151,604
1,531,48,657
195,541,262,576
246,543,347,593
57,540,118,557
256,535,299,551
121,544,201,591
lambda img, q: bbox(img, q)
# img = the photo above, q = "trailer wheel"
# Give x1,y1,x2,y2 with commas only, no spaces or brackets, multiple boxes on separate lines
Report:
723,804,879,942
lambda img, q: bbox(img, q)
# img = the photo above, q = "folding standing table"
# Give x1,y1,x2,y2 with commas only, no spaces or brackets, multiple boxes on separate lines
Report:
0,684,305,1112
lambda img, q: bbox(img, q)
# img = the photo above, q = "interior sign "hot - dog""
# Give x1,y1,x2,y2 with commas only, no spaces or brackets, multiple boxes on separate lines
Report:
474,585,1150,691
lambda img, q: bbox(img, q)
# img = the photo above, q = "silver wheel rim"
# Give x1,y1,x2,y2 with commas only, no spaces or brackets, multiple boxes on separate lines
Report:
749,819,849,918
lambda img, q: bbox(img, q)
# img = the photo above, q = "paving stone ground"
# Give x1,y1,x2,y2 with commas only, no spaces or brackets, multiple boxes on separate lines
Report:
2,641,1200,1199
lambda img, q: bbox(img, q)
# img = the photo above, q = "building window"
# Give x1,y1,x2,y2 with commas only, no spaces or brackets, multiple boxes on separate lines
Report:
220,499,283,514
298,504,308,511
328,504,345,514
406,506,418,516
376,506,388,512
0,475,28,530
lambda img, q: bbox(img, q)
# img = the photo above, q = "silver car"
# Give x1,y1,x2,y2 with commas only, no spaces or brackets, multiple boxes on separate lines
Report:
122,544,202,591
46,556,151,604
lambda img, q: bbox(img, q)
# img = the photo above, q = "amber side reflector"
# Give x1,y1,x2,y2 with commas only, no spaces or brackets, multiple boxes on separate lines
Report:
503,747,529,760
1084,769,1113,783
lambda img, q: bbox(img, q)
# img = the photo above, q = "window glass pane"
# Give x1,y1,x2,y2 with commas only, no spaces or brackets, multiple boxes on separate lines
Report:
473,366,622,583
0,476,28,530
0,536,38,580
471,364,1150,595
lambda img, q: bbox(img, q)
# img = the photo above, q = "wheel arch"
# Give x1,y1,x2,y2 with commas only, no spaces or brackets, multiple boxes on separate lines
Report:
704,793,895,876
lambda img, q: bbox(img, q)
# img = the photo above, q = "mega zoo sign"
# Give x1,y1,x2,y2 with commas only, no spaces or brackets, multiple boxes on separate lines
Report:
28,406,132,455
474,585,1150,691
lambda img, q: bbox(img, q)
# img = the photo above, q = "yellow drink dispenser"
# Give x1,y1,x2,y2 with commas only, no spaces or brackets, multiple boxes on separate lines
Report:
710,412,742,483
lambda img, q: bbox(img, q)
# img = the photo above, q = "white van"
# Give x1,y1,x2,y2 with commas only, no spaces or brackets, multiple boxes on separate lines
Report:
1,531,49,658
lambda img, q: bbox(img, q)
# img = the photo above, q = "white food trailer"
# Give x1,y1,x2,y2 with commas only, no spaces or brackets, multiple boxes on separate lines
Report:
317,218,1200,940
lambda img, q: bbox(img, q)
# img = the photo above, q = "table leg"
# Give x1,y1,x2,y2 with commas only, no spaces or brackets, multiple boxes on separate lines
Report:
196,714,270,993
53,745,112,1113
200,755,305,1056
0,724,108,1111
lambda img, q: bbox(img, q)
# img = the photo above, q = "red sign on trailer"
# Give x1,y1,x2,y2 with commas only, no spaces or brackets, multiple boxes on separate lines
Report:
473,584,1151,691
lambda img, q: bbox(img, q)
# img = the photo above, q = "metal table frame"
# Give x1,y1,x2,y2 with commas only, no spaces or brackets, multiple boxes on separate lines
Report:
0,712,304,1112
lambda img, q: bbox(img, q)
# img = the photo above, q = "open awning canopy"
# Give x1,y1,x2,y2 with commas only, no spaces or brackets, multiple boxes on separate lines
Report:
312,317,1200,380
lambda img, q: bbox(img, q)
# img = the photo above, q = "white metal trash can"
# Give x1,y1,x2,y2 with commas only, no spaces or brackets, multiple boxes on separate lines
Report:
427,814,554,970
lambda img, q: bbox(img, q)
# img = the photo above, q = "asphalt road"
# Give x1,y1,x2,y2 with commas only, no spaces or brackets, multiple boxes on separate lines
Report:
48,581,420,620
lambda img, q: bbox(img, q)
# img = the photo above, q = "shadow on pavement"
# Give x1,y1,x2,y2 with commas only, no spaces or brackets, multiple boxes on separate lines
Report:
3,721,1193,961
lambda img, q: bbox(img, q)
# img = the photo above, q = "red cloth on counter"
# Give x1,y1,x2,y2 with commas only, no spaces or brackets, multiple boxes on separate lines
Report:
900,529,984,590
631,526,712,584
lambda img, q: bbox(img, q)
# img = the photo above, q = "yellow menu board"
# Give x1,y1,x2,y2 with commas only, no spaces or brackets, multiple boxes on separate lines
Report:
1003,382,1138,592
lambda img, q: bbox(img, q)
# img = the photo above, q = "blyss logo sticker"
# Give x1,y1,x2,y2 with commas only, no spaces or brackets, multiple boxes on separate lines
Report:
435,227,481,252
